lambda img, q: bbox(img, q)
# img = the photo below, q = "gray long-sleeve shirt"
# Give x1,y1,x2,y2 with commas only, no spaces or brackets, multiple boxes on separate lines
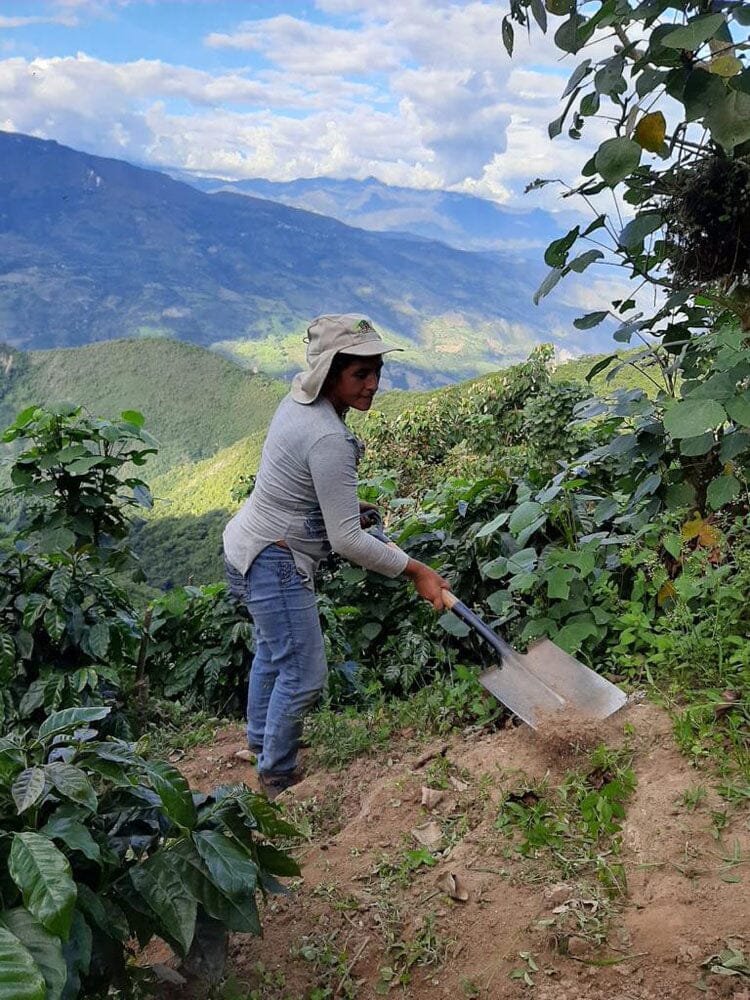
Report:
223,394,409,588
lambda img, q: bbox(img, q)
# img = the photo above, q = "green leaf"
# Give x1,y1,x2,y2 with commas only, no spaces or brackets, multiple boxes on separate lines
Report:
506,548,538,575
486,590,512,615
665,481,696,509
145,760,197,831
39,813,101,864
661,14,724,50
533,267,563,305
546,566,574,600
683,68,727,121
544,226,579,267
8,834,77,941
64,458,102,476
12,769,46,815
48,568,72,604
567,249,603,272
725,391,750,427
562,59,591,98
120,410,145,427
501,16,514,57
255,843,301,878
530,0,547,31
1,909,66,1000
129,855,197,958
618,213,662,251
720,430,750,461
706,88,750,152
632,471,662,503
707,474,741,510
170,840,261,935
438,613,470,637
86,623,109,660
193,831,259,898
663,398,727,438
75,885,128,943
555,619,598,652
680,432,714,457
574,312,608,331
508,501,543,535
663,532,682,559
554,13,586,54
0,923,45,1000
475,512,509,539
44,765,97,813
594,137,641,186
60,910,91,999
516,516,547,548
731,67,750,94
37,707,110,743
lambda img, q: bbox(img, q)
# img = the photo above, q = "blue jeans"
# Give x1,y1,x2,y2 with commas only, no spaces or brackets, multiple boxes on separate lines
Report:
225,546,327,778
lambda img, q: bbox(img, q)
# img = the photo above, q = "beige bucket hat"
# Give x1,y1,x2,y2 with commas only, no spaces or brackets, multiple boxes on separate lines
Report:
290,314,402,405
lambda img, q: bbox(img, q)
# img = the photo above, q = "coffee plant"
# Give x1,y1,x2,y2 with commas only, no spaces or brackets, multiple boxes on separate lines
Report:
0,405,299,998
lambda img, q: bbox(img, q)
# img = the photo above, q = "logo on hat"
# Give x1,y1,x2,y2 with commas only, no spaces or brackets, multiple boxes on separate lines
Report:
354,319,375,337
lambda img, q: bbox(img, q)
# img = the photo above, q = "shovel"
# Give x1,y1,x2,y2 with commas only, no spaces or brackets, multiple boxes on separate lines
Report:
441,591,627,730
364,512,627,729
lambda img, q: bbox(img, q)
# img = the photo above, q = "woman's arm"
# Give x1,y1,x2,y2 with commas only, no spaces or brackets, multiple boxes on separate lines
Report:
308,435,450,607
308,434,409,578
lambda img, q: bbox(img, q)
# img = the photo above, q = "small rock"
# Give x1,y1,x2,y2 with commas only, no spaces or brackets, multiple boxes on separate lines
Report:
412,820,443,851
566,936,589,958
421,786,445,810
543,883,573,907
150,964,187,986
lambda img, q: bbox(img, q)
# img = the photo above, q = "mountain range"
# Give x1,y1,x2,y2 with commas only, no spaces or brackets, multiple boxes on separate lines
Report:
0,131,608,387
173,172,576,255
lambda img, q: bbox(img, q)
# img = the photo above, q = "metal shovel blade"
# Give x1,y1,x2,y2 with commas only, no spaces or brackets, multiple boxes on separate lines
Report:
445,593,627,730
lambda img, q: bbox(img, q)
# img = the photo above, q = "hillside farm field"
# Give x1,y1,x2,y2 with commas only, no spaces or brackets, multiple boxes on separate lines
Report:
152,703,749,1000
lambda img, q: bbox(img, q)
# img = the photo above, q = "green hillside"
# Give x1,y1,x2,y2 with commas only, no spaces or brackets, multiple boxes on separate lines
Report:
213,315,556,392
0,339,286,478
134,348,655,588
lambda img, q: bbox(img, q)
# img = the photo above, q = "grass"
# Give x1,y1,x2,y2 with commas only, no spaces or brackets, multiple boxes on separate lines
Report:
495,744,637,897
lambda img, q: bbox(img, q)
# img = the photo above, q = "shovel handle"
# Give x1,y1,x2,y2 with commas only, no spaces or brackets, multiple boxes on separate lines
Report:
442,589,517,664
442,590,459,611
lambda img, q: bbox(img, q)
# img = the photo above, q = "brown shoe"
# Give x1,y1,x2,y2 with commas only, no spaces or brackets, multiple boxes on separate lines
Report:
258,770,302,801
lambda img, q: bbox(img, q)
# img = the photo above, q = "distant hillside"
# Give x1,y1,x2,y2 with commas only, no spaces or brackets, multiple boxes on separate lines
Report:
133,349,652,588
0,131,607,377
0,339,286,478
177,173,574,255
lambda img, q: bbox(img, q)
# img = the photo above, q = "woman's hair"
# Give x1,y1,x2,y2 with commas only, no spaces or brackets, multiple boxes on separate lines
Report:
323,352,360,387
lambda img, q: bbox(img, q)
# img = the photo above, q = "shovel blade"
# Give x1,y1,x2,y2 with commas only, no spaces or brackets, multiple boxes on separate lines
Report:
479,640,627,730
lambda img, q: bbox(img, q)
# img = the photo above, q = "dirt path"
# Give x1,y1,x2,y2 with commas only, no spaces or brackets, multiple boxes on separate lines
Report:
168,702,749,999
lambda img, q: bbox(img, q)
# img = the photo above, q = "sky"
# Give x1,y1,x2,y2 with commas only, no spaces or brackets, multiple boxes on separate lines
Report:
0,0,609,209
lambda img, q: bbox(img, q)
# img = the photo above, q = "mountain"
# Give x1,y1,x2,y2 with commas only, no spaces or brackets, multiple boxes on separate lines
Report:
0,339,286,478
0,131,605,377
176,173,575,254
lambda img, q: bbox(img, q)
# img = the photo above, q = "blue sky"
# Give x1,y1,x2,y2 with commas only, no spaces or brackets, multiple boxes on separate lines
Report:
0,2,594,205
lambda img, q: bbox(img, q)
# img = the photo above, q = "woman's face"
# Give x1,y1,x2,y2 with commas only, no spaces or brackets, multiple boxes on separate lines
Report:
326,356,383,412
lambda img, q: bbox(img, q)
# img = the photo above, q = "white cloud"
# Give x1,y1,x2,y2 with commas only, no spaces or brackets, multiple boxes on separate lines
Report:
0,0,613,209
0,14,76,28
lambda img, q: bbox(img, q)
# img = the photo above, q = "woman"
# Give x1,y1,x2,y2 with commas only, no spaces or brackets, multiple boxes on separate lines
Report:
223,313,448,799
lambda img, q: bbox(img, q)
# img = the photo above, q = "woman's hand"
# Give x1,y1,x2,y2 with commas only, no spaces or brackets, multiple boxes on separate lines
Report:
359,501,381,529
404,559,450,611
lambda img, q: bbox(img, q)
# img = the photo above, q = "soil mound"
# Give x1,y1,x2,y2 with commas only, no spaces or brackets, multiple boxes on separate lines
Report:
160,702,749,999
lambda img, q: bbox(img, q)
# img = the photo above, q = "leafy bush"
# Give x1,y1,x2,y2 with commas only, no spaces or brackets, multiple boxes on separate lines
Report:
1,404,155,568
0,547,140,731
0,403,301,997
0,706,298,998
146,583,254,712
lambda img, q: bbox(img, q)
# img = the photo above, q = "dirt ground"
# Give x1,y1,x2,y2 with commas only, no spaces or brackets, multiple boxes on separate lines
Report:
162,702,749,999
